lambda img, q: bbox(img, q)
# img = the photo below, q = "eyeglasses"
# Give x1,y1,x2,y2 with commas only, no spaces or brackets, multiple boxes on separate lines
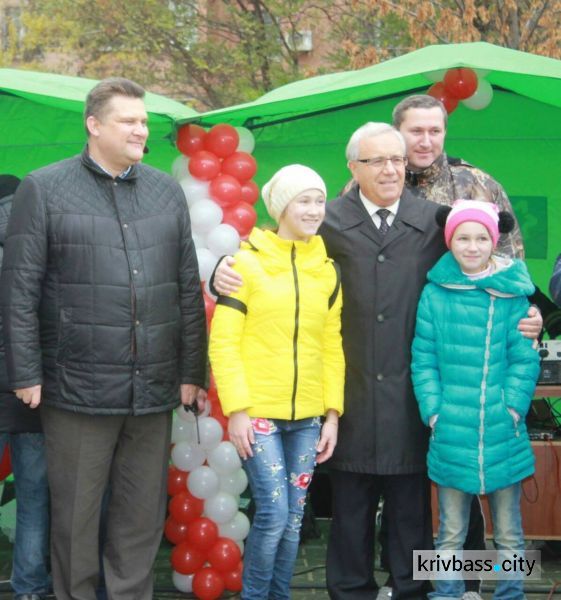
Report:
354,156,408,168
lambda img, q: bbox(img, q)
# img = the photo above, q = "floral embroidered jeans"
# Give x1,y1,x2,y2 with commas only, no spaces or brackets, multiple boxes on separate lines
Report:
241,416,321,600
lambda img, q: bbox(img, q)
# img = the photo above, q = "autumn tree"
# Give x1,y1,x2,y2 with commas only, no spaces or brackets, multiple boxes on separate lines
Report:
8,0,325,109
4,0,561,108
325,0,561,67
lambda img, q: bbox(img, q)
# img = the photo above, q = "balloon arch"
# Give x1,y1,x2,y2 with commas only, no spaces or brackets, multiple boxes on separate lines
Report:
167,123,258,599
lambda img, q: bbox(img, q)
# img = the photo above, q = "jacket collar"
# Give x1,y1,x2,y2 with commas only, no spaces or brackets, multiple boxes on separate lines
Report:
81,146,139,181
405,152,448,187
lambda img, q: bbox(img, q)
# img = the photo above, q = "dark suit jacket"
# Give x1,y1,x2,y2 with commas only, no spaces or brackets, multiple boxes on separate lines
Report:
320,185,446,474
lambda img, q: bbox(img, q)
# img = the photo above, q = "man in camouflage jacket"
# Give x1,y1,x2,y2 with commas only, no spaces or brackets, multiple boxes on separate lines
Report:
404,152,523,258
393,94,524,259
393,94,559,341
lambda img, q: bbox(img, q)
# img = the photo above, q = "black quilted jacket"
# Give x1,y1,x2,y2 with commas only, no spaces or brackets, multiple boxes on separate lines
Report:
0,191,42,432
0,150,207,415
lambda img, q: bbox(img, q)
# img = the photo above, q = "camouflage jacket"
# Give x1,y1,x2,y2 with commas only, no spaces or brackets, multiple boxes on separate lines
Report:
405,153,524,258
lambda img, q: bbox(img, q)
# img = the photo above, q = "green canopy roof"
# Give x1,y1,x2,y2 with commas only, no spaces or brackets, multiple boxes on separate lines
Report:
191,41,561,127
0,68,197,120
0,68,196,176
187,42,561,293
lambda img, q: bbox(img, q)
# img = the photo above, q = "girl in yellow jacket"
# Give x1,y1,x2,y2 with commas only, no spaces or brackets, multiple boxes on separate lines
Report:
209,164,344,600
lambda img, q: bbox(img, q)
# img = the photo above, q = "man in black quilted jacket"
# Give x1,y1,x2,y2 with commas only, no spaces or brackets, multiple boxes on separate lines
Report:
0,78,207,600
0,175,50,600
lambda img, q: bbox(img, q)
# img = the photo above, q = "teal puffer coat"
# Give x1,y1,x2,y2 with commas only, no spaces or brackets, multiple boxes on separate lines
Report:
412,252,540,495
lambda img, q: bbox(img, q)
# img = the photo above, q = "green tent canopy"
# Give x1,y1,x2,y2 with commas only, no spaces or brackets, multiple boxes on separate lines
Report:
185,42,561,292
0,68,197,177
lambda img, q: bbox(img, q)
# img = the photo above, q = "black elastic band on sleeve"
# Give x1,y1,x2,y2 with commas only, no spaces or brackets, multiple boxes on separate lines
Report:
328,262,341,309
216,296,248,314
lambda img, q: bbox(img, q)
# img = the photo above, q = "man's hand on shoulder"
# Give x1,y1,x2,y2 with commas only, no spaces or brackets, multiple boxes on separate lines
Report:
214,256,243,296
519,305,543,346
14,385,42,408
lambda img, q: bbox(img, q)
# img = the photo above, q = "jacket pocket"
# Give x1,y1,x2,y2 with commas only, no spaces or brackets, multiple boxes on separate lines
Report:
56,308,72,367
501,390,520,438
430,414,439,441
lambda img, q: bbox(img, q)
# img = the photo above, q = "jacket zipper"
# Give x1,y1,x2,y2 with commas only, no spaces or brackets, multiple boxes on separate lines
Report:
478,296,495,494
110,181,138,361
290,244,300,421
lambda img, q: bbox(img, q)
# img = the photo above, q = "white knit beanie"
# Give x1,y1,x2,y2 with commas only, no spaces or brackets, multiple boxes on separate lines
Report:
261,164,327,222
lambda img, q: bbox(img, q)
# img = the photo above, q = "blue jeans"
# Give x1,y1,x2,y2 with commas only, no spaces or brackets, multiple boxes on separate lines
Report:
241,417,321,600
431,483,525,600
0,433,50,596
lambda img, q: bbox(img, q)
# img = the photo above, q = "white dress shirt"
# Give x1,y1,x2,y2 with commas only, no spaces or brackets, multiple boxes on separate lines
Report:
358,191,400,229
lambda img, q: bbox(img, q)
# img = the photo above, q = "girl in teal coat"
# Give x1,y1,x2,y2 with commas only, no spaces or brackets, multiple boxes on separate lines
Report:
412,200,540,600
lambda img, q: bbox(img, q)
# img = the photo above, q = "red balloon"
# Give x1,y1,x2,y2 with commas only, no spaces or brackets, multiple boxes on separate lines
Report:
427,82,459,114
207,385,219,406
443,68,478,100
222,201,257,238
204,124,239,158
0,446,11,481
168,490,204,525
223,560,243,592
240,180,259,205
167,465,188,496
208,392,224,416
0,444,12,481
164,516,189,545
188,150,221,181
208,372,217,394
177,124,206,157
209,174,242,208
221,152,257,183
170,541,206,575
192,567,225,600
185,517,219,551
207,537,242,572
204,292,216,325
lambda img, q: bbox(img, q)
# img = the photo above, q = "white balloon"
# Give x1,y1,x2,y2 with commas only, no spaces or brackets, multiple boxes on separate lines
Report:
171,417,197,444
197,416,224,450
196,247,220,283
207,441,242,475
206,224,241,257
189,200,223,234
218,510,251,541
236,539,244,556
461,78,493,110
172,155,190,181
219,468,248,496
177,398,211,423
236,127,255,154
424,69,447,83
204,491,238,524
176,404,194,422
172,570,194,593
179,174,210,208
171,440,206,472
187,465,220,499
192,232,206,249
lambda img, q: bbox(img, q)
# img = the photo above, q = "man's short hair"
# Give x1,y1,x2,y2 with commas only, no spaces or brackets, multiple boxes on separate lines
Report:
84,77,145,132
392,95,448,130
345,122,406,162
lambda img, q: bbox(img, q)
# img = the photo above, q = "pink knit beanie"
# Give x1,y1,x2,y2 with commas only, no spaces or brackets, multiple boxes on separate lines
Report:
444,200,500,249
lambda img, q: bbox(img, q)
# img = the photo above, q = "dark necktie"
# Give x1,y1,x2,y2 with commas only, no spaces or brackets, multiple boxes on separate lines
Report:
377,208,391,236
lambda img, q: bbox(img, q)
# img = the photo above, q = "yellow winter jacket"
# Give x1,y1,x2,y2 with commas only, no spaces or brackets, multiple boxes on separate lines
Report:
209,228,344,420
